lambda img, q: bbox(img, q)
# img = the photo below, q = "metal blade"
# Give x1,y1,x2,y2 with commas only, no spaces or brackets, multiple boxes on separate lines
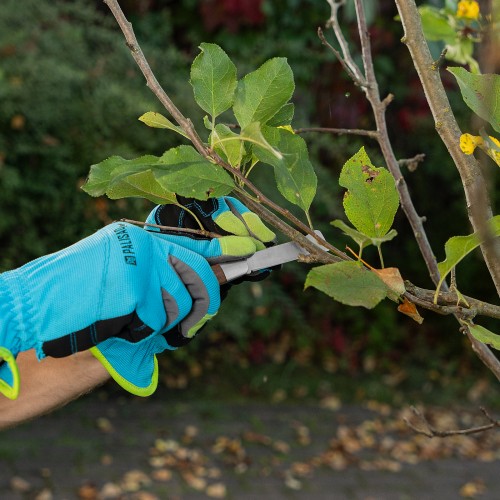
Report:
215,230,325,283
245,241,304,273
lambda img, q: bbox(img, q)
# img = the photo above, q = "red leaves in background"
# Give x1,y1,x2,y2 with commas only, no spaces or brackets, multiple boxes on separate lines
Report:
200,0,265,32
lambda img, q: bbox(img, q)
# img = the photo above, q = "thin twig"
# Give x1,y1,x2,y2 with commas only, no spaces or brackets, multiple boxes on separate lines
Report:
317,27,365,88
404,406,500,438
431,47,448,71
103,0,207,157
294,126,379,139
120,219,223,239
398,154,426,172
324,0,366,86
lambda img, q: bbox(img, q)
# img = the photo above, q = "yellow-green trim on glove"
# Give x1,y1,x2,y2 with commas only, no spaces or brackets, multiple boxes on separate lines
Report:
0,347,20,400
90,346,158,397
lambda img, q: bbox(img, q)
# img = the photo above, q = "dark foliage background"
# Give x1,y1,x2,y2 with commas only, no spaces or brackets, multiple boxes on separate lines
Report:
1,0,497,395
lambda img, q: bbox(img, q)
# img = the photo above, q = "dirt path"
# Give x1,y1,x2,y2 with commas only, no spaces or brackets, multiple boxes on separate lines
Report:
1,390,499,499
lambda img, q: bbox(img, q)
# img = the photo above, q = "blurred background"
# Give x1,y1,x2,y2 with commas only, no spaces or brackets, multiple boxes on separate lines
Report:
2,1,500,498
1,0,499,422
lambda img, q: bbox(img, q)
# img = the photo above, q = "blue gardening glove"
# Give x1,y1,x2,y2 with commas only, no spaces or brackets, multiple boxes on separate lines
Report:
146,195,276,269
0,222,220,400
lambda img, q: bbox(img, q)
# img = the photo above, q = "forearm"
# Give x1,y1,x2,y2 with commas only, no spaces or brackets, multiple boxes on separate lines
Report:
0,349,110,431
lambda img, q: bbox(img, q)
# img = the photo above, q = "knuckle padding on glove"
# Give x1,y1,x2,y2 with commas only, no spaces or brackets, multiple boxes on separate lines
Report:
41,311,154,358
153,198,232,238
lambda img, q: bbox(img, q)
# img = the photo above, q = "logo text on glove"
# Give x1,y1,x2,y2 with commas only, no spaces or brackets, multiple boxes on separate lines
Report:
113,224,137,266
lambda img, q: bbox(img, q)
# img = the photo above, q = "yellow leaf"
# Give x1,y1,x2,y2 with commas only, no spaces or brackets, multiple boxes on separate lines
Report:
485,136,500,166
456,0,480,20
460,133,500,166
460,133,483,154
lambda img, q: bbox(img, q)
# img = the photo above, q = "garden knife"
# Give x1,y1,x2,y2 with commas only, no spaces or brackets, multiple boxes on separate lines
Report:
211,230,326,284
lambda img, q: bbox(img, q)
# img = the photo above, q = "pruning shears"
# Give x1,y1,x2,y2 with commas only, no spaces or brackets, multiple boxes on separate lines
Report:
211,230,326,284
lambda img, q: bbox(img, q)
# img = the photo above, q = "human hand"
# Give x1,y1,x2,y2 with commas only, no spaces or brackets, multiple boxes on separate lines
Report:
146,196,277,286
0,222,221,399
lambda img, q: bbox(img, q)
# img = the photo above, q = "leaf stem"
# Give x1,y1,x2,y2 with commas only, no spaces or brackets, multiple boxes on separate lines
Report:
377,245,385,269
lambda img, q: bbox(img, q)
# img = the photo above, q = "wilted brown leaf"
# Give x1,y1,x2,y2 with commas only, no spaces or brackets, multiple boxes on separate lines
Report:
284,471,302,490
121,470,152,492
34,489,53,500
272,440,291,454
397,297,424,324
206,482,227,498
77,482,99,500
320,395,342,411
293,423,311,446
100,454,113,466
460,479,486,498
100,482,122,499
151,469,172,482
10,476,31,494
96,417,114,433
131,493,159,500
182,472,206,491
373,267,405,297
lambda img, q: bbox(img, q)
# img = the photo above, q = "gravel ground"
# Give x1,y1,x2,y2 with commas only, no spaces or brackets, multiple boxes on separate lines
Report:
1,389,500,500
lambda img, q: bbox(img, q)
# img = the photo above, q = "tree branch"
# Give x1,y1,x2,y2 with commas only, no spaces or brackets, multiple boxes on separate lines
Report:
323,0,500,381
103,0,207,157
352,0,441,286
404,406,500,438
394,0,500,296
294,126,379,139
119,219,223,239
323,1,366,86
317,27,365,88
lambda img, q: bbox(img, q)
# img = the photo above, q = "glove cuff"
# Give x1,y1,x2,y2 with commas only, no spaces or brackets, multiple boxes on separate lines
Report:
0,271,27,358
0,272,25,399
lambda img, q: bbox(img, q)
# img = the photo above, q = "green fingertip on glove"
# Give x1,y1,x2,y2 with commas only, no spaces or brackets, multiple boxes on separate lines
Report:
215,211,276,248
213,197,276,252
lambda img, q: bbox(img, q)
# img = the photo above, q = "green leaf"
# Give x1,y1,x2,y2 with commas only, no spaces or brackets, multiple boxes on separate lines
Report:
446,40,479,74
436,215,500,294
305,261,388,309
211,124,245,167
203,115,213,130
267,103,295,127
83,155,160,197
240,122,282,159
138,112,188,138
332,220,397,251
418,6,457,43
107,170,177,205
254,126,317,212
154,145,235,200
468,323,500,350
233,57,295,129
331,220,372,251
448,68,500,132
190,43,237,120
339,147,399,238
